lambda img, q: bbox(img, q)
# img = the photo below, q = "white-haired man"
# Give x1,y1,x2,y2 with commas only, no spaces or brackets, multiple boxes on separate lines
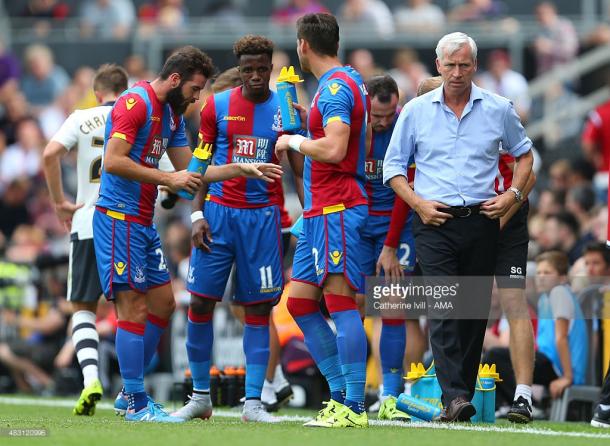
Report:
383,32,534,422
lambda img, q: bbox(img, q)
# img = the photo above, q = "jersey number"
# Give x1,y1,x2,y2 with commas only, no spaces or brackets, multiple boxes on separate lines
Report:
89,137,104,183
155,248,167,271
399,243,411,267
259,265,273,289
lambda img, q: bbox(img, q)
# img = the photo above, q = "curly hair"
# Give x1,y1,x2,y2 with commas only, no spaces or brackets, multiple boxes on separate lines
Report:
233,35,274,60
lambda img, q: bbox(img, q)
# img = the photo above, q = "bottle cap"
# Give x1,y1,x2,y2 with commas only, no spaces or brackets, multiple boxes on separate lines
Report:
277,66,304,84
235,367,246,376
193,143,212,161
223,366,237,375
210,366,220,376
478,363,500,380
185,368,192,378
405,362,426,380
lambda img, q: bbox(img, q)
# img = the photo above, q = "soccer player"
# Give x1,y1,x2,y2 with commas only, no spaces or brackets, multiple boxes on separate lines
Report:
275,13,371,428
93,46,281,423
357,74,415,422
172,36,303,423
42,64,129,416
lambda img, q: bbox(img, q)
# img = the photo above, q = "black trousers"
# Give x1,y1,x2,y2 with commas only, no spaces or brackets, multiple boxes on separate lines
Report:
482,347,558,408
413,212,499,405
599,366,610,406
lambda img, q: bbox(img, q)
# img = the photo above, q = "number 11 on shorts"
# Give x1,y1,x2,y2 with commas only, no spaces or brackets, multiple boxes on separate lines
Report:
259,265,273,289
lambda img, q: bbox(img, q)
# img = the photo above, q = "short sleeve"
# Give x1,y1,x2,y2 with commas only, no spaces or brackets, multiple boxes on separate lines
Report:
168,116,188,148
199,95,218,143
383,103,416,186
317,79,353,127
582,111,602,144
549,286,575,321
108,93,147,145
502,101,532,158
51,110,80,150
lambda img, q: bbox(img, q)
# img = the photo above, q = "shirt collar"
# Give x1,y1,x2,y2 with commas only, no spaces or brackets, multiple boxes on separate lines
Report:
431,82,483,106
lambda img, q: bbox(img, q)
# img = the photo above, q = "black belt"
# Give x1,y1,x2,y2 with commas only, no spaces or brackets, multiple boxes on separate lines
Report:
438,204,481,218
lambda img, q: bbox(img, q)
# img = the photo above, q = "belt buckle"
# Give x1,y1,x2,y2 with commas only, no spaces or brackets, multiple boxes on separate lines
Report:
454,206,471,218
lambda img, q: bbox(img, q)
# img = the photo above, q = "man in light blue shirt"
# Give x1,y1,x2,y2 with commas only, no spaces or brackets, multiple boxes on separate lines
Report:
383,32,534,422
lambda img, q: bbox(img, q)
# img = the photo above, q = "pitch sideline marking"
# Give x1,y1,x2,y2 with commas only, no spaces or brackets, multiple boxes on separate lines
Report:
1,396,610,439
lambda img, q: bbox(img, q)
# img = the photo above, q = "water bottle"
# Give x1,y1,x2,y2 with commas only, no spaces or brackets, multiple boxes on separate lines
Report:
224,366,238,407
407,362,442,421
471,376,484,423
276,66,303,132
177,143,213,200
396,393,442,421
479,364,499,423
209,366,221,407
236,366,246,403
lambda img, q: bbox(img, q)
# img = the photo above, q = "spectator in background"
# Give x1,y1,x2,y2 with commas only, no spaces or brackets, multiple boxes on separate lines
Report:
548,158,573,192
124,55,154,85
348,49,384,81
0,118,44,186
38,85,79,141
394,0,445,33
582,97,610,199
565,185,597,242
71,67,97,110
540,212,586,265
20,0,70,37
0,91,31,146
537,189,564,218
448,0,507,23
534,2,578,75
20,44,70,109
583,242,610,282
0,40,20,101
338,0,395,38
0,179,31,239
272,0,329,25
80,0,136,40
388,48,431,104
477,49,531,122
138,0,188,36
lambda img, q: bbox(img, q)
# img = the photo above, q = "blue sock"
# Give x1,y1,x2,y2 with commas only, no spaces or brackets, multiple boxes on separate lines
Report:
143,314,168,370
287,298,345,403
116,321,147,412
380,320,406,397
243,315,270,399
327,294,367,415
186,309,213,391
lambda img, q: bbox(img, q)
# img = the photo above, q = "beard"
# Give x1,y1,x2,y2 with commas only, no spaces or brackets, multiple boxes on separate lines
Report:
166,85,189,115
299,56,311,74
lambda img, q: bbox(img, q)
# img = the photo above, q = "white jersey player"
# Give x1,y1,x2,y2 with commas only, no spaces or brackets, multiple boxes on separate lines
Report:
42,64,130,417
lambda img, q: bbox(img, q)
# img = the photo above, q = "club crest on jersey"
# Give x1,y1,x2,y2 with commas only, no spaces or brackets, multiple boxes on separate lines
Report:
329,250,342,266
168,107,177,131
187,266,195,284
271,108,282,132
125,97,137,111
328,82,341,96
232,135,270,163
134,266,146,284
114,261,126,276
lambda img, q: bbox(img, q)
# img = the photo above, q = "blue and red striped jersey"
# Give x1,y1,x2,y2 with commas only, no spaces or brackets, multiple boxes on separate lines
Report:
199,87,282,208
303,66,370,217
97,81,187,225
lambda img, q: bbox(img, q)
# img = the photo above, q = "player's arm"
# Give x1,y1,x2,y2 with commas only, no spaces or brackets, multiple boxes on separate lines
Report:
499,162,536,229
42,113,83,230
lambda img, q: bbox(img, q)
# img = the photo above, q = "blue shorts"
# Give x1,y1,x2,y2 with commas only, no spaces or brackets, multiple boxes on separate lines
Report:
358,213,416,294
187,201,284,305
92,210,170,300
292,205,367,291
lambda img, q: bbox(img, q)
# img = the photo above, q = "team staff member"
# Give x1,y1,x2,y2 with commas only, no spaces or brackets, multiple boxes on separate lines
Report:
383,32,534,422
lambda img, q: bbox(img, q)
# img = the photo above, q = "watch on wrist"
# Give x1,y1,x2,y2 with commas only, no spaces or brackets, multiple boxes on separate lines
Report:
508,186,523,203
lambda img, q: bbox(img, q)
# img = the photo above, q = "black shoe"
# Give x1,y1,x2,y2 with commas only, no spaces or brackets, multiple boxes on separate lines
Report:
591,405,610,428
275,384,294,408
507,396,533,424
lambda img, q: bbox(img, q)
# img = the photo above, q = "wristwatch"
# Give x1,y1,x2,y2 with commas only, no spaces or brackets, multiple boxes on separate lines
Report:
508,186,523,203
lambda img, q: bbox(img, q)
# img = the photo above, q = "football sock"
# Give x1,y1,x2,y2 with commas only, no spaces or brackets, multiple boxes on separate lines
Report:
287,297,345,404
143,313,168,370
243,314,270,399
72,311,99,388
326,294,367,414
116,321,147,412
380,319,406,397
515,384,532,405
186,308,214,391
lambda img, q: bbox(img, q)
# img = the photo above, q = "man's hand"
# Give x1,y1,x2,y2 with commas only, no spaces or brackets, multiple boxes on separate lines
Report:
192,218,213,252
239,163,283,183
481,192,515,219
166,170,203,194
275,134,292,160
293,103,308,131
376,245,404,279
414,200,453,226
550,376,572,399
53,200,84,231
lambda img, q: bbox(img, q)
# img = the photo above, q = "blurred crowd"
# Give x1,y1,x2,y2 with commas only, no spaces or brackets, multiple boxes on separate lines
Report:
1,1,610,410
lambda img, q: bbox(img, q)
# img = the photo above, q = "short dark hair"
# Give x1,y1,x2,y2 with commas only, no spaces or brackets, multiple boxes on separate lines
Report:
548,211,580,236
233,35,274,60
366,75,398,103
536,250,569,276
212,67,242,93
159,45,215,81
567,184,596,212
583,242,610,266
93,64,128,95
297,13,339,57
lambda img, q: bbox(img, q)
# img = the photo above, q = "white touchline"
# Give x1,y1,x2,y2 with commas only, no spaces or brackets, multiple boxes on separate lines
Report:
1,396,609,439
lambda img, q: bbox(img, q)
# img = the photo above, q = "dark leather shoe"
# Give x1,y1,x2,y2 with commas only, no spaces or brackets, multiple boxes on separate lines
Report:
439,396,476,422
